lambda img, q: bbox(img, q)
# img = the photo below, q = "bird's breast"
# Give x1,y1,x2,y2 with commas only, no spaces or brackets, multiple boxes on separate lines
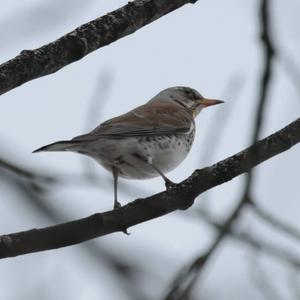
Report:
84,129,195,180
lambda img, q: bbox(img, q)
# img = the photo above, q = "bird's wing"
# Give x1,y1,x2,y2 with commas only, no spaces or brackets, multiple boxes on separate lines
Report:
73,101,193,141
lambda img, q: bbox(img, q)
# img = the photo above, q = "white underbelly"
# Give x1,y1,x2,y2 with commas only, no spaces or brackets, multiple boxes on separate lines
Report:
82,133,194,179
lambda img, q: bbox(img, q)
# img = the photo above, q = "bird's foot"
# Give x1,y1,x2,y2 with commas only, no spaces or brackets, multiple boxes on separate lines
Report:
122,228,130,235
113,202,129,234
164,178,177,192
113,201,122,210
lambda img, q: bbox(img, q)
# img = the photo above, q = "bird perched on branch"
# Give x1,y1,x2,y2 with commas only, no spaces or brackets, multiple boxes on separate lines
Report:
34,87,223,209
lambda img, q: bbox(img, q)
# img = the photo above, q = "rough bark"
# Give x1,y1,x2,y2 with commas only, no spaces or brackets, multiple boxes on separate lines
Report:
0,0,197,96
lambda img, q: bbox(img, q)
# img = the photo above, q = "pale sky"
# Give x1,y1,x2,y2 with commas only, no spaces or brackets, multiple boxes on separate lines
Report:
0,1,300,299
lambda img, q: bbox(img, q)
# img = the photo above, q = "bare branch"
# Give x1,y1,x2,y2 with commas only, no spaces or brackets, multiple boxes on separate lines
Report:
0,117,299,259
164,196,251,300
0,0,198,96
0,157,55,184
165,201,300,300
0,171,152,300
165,1,277,297
82,70,114,181
195,208,300,269
251,0,275,144
243,0,275,196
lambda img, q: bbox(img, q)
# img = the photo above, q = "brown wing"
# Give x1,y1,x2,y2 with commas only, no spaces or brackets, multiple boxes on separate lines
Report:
73,101,193,141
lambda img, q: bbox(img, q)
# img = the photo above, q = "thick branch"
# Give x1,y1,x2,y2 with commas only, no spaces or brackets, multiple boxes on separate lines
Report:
0,0,197,96
0,118,299,258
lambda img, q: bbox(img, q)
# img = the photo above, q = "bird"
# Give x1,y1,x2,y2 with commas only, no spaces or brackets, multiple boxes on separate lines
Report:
33,87,223,209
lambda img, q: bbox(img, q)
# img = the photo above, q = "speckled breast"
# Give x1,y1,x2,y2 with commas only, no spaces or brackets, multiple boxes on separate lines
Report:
135,128,196,174
88,127,196,180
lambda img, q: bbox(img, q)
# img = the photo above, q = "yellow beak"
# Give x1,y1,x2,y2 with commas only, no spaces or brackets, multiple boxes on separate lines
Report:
197,98,224,107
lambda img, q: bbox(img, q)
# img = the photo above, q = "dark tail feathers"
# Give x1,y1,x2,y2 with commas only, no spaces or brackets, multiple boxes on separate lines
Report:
33,140,80,153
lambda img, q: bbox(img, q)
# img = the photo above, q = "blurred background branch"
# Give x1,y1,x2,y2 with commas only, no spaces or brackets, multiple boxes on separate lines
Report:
82,69,114,181
0,164,155,300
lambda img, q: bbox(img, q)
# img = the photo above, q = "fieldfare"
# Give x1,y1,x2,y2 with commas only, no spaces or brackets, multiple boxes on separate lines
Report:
34,87,223,209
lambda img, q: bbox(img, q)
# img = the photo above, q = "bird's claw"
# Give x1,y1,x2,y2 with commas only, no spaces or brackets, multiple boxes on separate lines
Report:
165,179,177,192
122,228,130,235
114,201,122,210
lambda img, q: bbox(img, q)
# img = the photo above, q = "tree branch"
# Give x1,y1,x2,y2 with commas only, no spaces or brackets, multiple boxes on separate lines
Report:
0,170,150,300
164,1,276,298
0,117,299,259
0,0,197,96
167,207,300,300
0,157,54,183
195,208,300,269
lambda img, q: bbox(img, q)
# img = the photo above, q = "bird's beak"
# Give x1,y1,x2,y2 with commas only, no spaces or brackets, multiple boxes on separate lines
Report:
197,98,224,107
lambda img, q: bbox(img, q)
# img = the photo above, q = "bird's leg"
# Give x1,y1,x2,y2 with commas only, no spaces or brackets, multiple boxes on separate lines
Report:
149,163,175,188
132,153,175,189
143,155,176,190
112,166,130,235
112,166,122,210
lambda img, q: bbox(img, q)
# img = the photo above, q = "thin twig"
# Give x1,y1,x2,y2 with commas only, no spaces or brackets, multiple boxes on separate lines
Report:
82,70,114,181
195,208,300,270
0,157,55,184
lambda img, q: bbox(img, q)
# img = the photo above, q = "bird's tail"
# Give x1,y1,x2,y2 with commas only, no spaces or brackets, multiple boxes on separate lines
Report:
33,140,81,153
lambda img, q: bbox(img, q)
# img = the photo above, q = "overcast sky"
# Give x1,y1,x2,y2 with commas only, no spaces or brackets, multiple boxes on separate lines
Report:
1,1,300,299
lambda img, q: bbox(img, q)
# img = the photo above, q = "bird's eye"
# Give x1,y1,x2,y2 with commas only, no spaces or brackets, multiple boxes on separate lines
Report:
187,91,195,99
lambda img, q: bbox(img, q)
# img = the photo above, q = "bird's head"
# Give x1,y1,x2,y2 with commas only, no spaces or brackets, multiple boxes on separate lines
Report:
156,86,224,117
